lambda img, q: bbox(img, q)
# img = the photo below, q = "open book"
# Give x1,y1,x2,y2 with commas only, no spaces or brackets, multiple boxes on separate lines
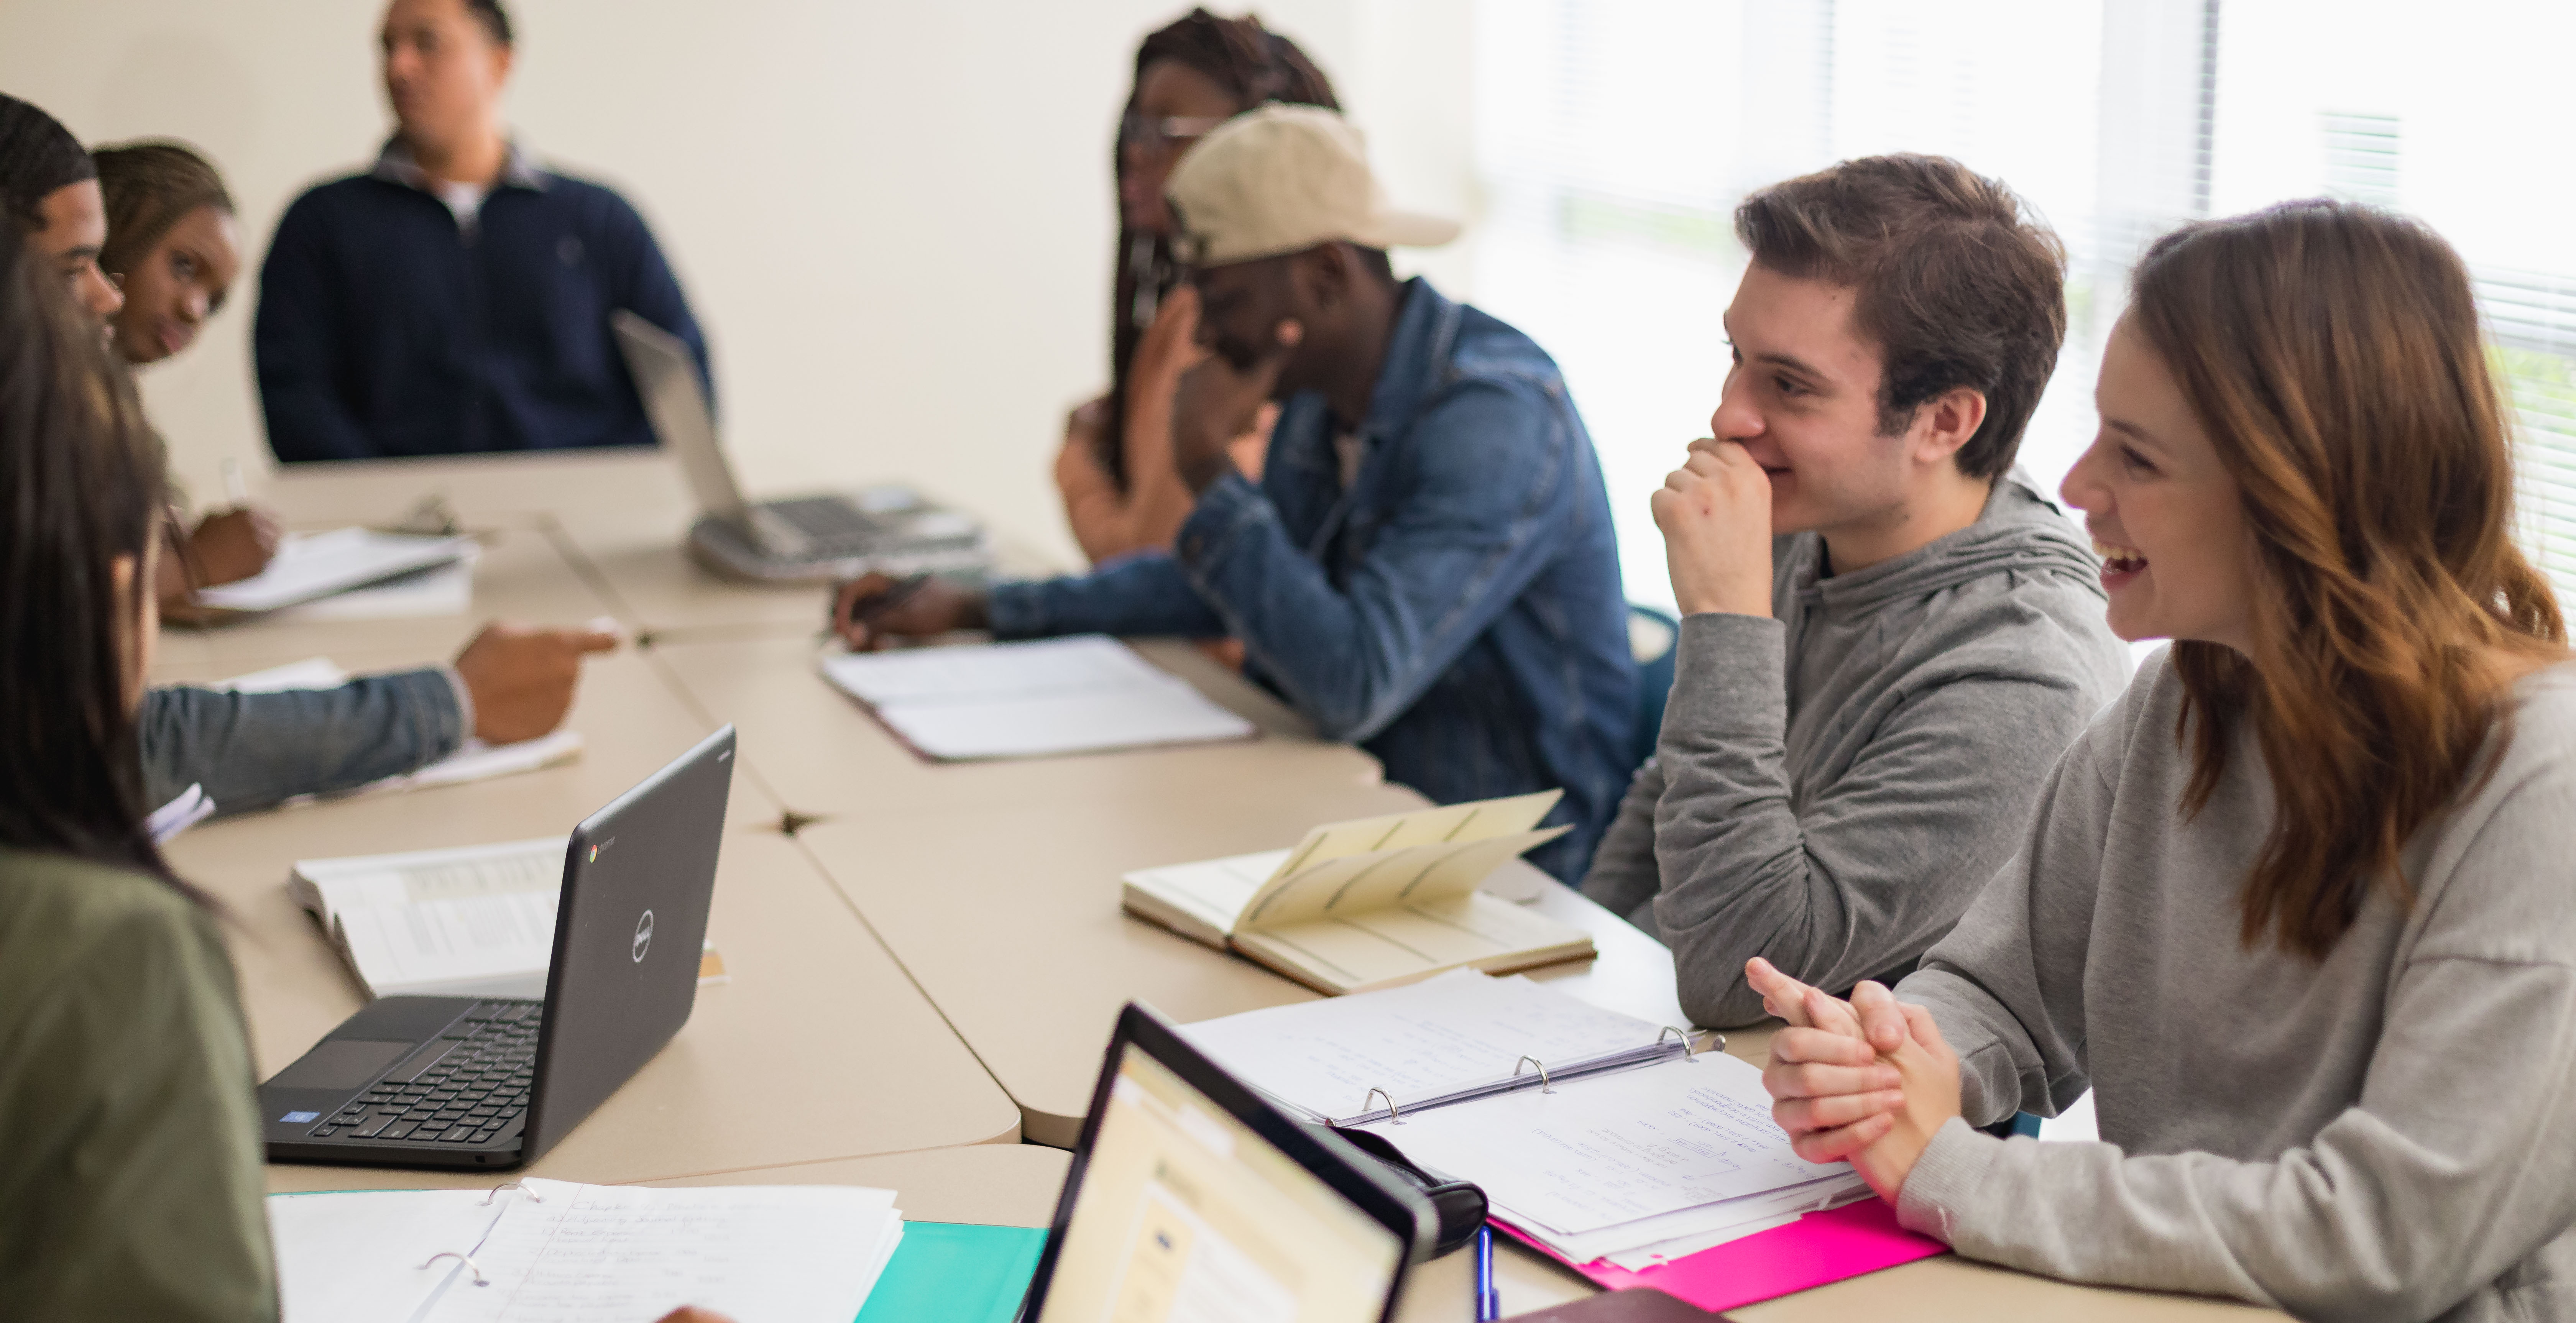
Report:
268,1178,902,1323
290,838,726,1001
1120,791,1592,995
1184,971,1869,1273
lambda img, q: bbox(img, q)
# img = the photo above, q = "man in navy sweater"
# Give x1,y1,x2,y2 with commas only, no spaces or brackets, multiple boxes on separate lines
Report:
255,0,707,461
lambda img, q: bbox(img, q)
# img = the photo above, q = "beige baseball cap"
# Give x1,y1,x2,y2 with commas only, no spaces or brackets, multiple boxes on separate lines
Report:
1164,103,1462,268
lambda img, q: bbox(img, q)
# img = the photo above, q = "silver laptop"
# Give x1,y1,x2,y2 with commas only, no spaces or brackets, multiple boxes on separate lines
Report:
612,310,989,583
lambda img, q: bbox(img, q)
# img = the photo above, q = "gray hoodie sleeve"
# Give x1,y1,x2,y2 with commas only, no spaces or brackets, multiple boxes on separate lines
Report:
1894,669,2576,1321
140,669,470,815
1644,612,2110,1028
1577,759,1666,927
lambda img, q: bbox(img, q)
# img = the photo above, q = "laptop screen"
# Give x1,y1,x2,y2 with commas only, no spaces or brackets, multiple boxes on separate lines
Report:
1032,1041,1408,1323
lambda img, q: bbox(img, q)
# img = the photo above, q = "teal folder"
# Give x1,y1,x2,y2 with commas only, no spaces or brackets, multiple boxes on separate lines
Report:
855,1221,1048,1323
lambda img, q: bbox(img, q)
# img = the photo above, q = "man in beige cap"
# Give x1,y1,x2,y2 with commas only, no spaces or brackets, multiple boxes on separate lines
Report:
836,105,1635,880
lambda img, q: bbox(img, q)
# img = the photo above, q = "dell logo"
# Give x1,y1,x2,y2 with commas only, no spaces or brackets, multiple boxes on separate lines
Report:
632,909,655,963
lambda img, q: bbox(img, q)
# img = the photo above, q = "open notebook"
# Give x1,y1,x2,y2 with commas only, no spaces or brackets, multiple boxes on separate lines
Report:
194,528,473,614
1121,791,1592,995
818,634,1254,760
290,837,726,1000
268,1178,902,1323
1184,971,1871,1274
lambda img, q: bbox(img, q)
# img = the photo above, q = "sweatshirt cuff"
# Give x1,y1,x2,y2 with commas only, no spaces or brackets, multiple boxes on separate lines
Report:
1664,612,1789,740
1895,1115,1999,1244
434,665,475,751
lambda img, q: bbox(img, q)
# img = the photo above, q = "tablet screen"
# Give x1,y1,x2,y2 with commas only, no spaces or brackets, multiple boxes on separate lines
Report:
1033,1041,1406,1323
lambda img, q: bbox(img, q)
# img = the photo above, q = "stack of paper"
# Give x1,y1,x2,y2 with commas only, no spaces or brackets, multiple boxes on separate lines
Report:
269,1177,903,1322
1184,971,1868,1271
194,528,474,614
1181,968,1691,1123
818,634,1255,760
288,838,728,1000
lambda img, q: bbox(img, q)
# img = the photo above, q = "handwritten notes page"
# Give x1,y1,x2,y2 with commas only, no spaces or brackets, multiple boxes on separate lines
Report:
1181,969,1668,1123
423,1179,902,1323
1357,1051,1843,1235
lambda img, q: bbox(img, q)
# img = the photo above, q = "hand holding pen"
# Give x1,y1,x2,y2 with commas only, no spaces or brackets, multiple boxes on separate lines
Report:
829,572,986,649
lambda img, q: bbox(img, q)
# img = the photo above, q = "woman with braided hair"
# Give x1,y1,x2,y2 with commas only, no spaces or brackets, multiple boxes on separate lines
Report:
1053,8,1338,564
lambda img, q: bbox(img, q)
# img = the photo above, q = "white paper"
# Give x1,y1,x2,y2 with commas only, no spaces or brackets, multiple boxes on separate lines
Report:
273,546,479,621
270,1181,904,1323
1181,970,1665,1122
147,782,214,844
268,1187,514,1323
195,528,472,612
216,659,586,802
1359,1053,1844,1235
421,1179,902,1323
819,635,1254,760
296,839,565,1000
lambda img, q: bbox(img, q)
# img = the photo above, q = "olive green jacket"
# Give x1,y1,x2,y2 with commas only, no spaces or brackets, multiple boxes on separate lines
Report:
0,846,276,1320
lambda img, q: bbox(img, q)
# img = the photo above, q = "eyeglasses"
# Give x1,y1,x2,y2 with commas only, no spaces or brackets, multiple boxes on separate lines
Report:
1119,112,1230,152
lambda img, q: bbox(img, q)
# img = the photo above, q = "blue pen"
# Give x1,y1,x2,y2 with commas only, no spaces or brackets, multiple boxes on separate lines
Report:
1474,1224,1499,1321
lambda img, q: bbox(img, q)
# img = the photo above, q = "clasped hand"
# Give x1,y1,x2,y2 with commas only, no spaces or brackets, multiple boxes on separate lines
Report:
1749,956,1963,1203
1652,438,1774,618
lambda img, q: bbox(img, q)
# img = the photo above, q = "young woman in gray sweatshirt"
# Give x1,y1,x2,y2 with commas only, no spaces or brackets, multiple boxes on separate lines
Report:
1757,202,2576,1322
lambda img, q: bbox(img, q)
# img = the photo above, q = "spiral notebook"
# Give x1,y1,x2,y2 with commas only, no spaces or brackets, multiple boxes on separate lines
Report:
267,1178,903,1323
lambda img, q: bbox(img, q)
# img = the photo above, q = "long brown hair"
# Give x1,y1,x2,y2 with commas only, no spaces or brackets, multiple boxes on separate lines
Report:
1101,9,1335,488
0,217,179,884
94,140,234,283
2131,200,2565,958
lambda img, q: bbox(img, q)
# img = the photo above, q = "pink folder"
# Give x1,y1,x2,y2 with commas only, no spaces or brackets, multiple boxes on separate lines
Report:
1497,1199,1948,1313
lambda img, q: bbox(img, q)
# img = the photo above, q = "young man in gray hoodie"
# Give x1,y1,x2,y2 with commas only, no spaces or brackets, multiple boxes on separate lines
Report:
1581,154,2131,1028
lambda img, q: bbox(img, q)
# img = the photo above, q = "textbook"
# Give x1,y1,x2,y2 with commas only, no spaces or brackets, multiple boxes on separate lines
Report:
268,1178,902,1323
289,837,727,1001
1119,791,1593,995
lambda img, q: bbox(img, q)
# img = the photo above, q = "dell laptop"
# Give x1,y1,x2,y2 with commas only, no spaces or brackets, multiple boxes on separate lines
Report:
259,726,736,1170
1016,1002,1433,1322
611,309,989,583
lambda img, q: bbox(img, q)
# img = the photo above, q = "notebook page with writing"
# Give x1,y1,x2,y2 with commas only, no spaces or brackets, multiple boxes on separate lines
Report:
1356,1052,1843,1236
1181,970,1674,1123
818,635,1254,760
424,1179,902,1323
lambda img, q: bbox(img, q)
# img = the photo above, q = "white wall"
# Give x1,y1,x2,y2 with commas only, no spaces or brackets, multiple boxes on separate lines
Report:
0,0,1474,565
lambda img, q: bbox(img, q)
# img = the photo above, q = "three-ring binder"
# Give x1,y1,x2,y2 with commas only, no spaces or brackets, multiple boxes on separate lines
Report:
417,1182,544,1289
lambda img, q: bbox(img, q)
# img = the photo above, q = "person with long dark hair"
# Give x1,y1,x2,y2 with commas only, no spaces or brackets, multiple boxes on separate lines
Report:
1053,7,1337,563
1754,201,2576,1320
0,210,276,1321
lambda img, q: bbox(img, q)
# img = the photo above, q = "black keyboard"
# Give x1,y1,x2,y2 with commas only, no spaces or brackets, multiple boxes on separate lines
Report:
307,1001,543,1146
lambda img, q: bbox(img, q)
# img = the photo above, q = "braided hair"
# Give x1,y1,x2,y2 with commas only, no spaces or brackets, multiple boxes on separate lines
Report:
1099,10,1336,488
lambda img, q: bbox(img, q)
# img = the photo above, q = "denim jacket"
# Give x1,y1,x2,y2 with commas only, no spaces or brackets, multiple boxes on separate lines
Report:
989,279,1635,878
139,669,470,816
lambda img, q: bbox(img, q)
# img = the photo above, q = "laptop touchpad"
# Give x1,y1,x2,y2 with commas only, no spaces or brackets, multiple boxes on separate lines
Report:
270,1039,415,1091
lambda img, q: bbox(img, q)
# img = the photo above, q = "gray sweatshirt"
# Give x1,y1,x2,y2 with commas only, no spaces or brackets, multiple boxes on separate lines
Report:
1580,473,2130,1026
1897,654,2576,1322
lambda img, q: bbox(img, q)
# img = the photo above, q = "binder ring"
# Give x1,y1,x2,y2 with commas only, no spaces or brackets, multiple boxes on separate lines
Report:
420,1251,490,1287
1513,1055,1555,1093
1661,1025,1722,1059
1364,1087,1403,1124
479,1181,544,1206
